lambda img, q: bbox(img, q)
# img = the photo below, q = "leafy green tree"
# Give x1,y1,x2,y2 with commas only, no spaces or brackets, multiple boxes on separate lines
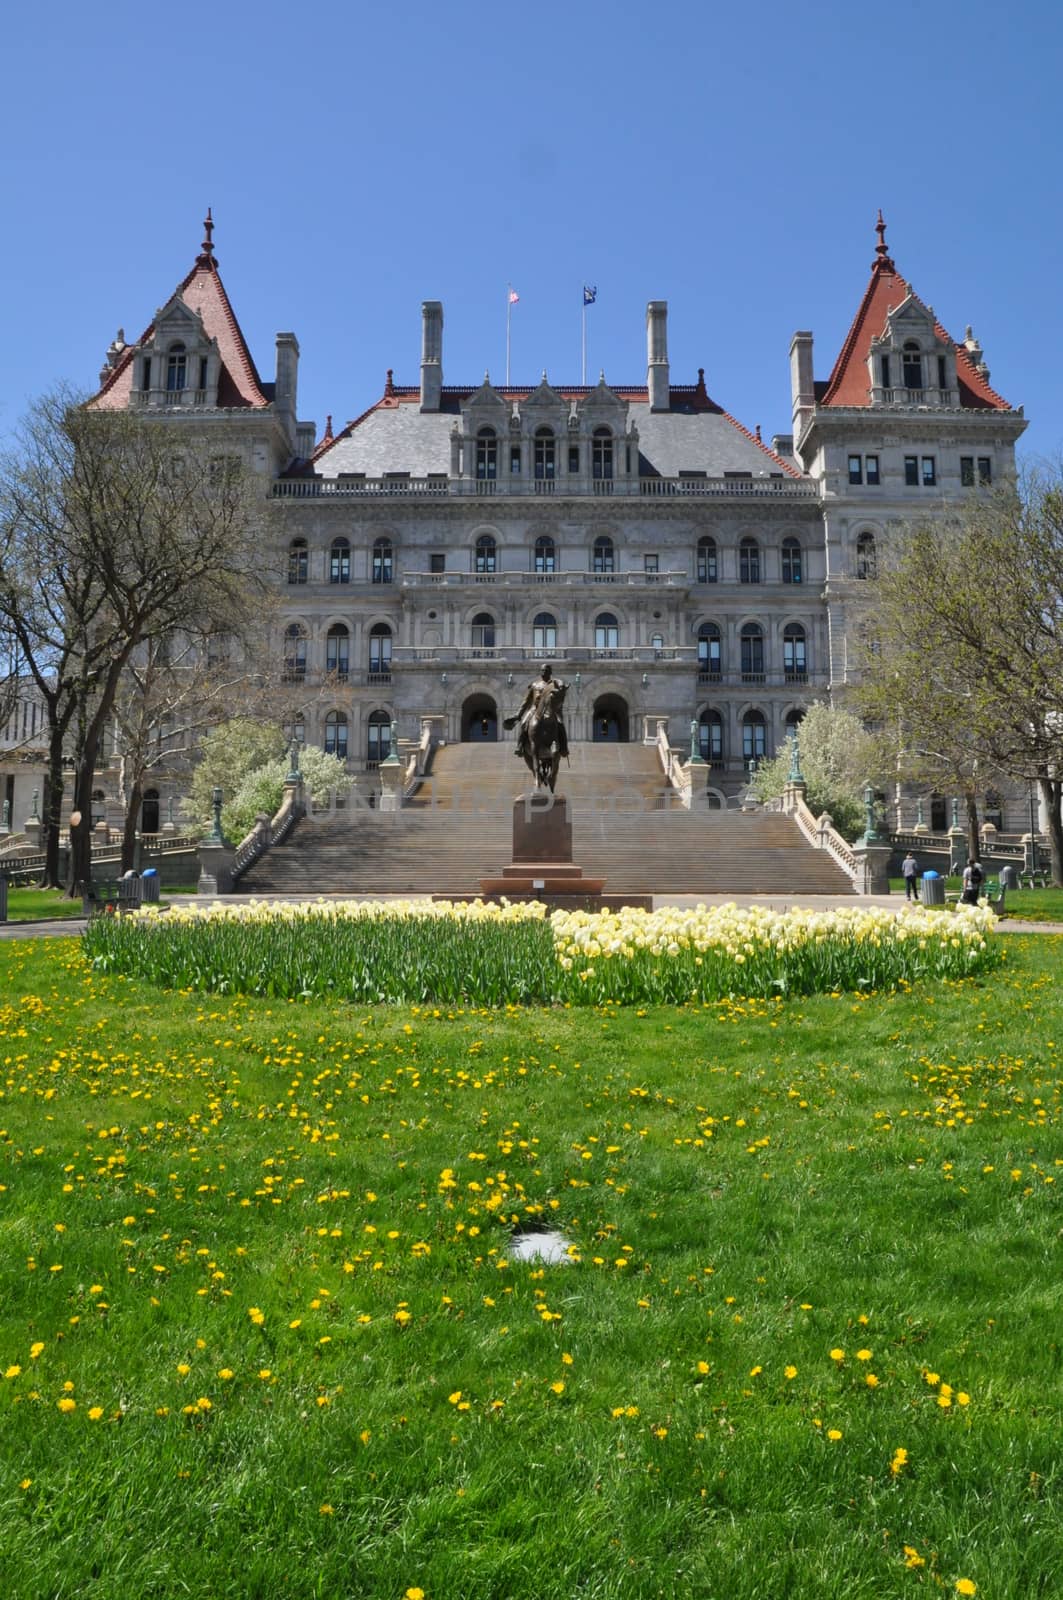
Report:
753,701,885,841
854,472,1063,880
189,718,287,834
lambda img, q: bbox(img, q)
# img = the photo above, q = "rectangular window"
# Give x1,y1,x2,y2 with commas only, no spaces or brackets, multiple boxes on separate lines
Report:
568,445,580,474
644,554,659,574
937,355,948,391
141,357,152,391
978,457,992,484
510,447,521,474
865,455,880,485
881,355,891,389
960,456,975,486
429,553,445,574
848,455,863,485
904,456,919,486
199,356,209,390
922,456,936,487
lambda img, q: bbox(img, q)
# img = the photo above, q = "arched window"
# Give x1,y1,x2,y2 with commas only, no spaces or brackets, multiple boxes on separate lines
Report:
288,538,308,586
367,710,391,766
329,538,351,585
166,343,187,393
534,534,556,574
698,710,723,763
697,623,722,681
471,612,496,654
534,428,555,481
739,538,761,584
326,623,350,681
740,622,764,682
784,708,805,738
372,538,393,585
696,537,718,584
324,710,349,759
856,532,877,579
283,623,307,682
592,428,613,480
781,537,803,585
532,611,557,652
594,611,619,652
783,624,807,683
368,622,392,678
592,535,615,575
742,710,768,764
287,712,306,746
902,341,922,390
474,534,497,575
476,428,497,481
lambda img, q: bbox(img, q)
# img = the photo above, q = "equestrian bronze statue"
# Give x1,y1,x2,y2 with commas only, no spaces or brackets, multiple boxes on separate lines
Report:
503,663,569,793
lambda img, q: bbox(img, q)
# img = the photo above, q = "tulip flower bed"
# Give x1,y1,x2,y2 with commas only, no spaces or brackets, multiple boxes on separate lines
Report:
82,897,1000,1005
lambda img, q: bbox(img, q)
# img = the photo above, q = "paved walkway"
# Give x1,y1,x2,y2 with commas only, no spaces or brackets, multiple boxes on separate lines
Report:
0,892,1057,941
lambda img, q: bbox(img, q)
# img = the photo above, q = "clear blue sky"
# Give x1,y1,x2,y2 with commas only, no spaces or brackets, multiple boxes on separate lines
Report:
3,0,1061,461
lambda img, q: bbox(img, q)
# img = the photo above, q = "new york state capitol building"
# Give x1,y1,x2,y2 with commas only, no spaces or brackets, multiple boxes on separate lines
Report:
90,214,1024,817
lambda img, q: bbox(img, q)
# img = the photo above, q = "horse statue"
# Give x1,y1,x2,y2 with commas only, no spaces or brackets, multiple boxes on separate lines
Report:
504,668,569,793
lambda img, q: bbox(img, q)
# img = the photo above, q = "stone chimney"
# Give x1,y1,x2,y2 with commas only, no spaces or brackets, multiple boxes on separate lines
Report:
275,332,300,418
646,301,669,412
421,301,443,411
790,330,815,438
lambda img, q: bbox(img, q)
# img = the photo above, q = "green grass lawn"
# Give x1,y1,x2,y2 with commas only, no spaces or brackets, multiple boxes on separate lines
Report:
2,885,200,924
0,933,1061,1597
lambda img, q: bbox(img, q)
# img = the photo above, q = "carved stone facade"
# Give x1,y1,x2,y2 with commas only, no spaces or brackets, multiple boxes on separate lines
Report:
86,213,1028,826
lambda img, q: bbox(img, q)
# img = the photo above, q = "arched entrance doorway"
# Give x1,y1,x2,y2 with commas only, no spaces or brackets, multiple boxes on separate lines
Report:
462,693,499,742
141,789,160,833
592,694,629,743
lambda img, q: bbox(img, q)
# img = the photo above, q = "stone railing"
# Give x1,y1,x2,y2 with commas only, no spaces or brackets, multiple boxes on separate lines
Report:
232,783,303,882
273,474,818,502
654,718,693,809
766,783,861,885
399,569,689,591
402,718,439,802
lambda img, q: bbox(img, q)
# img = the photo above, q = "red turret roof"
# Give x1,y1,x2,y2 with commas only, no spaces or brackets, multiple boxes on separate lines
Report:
820,213,1011,412
91,212,270,410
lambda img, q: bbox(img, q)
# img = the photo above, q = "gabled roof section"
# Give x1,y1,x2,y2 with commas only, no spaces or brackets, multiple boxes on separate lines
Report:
91,211,270,410
820,213,1011,412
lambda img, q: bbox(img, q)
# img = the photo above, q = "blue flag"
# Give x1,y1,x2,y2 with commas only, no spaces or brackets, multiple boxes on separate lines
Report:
583,285,597,306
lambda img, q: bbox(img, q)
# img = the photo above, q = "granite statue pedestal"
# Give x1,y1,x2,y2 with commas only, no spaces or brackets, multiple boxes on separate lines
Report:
463,794,651,911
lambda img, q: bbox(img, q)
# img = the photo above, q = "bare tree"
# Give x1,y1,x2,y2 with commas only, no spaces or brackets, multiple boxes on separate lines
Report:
0,389,266,892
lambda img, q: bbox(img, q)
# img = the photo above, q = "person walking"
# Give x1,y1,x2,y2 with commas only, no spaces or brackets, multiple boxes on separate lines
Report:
901,852,920,901
961,859,984,905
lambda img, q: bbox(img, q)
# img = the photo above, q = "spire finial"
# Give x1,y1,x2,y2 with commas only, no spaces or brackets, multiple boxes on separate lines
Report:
197,207,216,266
384,369,395,397
323,414,334,444
871,209,895,272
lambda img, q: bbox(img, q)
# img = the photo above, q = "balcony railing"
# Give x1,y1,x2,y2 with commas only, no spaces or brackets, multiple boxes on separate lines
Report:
400,569,689,590
272,473,817,501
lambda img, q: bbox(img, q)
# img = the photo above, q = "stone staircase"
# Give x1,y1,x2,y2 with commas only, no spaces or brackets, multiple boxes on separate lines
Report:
240,742,857,898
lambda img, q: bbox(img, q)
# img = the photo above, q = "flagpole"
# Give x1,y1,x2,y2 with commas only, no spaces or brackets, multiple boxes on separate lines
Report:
506,284,512,387
581,292,586,386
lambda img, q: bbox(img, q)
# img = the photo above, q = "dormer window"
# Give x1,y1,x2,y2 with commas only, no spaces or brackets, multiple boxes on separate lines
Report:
166,343,187,393
141,356,152,392
475,428,497,481
902,342,922,391
592,428,613,480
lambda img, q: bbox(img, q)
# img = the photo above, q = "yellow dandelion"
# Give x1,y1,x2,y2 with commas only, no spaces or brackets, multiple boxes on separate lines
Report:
827,1428,842,1440
549,1381,565,1395
784,1365,797,1380
57,1398,76,1413
955,1583,977,1597
88,1406,104,1421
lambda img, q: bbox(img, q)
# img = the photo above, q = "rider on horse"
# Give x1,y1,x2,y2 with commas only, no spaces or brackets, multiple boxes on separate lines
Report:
505,662,570,763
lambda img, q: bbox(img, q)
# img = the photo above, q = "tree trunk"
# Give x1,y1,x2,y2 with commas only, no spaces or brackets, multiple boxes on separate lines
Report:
965,789,981,862
1041,777,1063,886
41,724,66,889
120,775,143,875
